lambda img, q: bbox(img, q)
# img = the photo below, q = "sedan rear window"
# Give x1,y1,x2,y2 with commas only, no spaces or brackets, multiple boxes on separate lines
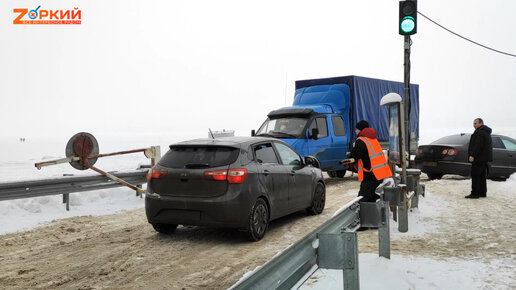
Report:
159,146,239,168
432,134,469,146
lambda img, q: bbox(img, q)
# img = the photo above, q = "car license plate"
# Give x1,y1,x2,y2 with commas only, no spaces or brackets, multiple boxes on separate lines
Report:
423,161,437,167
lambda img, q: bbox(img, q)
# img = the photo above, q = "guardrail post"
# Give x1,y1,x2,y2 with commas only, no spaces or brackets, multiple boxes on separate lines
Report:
318,232,359,290
398,185,408,232
359,201,391,259
378,200,390,259
410,176,425,209
406,175,417,208
342,232,359,290
62,193,70,211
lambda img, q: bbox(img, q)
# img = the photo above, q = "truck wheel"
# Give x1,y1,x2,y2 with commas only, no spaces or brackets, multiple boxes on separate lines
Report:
336,170,346,178
245,198,269,241
152,223,178,234
307,182,325,215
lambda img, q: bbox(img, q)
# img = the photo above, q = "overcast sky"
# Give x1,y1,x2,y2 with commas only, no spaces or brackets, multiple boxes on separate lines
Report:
1,0,515,144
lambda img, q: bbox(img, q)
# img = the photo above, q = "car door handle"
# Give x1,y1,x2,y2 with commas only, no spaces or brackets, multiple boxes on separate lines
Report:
263,170,270,176
289,170,295,176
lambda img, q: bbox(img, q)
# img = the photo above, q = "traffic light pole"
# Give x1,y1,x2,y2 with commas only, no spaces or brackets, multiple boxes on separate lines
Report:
397,34,411,232
397,0,416,232
403,35,411,167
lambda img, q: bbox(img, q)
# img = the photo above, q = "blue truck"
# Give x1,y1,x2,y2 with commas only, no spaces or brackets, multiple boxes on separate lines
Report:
253,75,419,177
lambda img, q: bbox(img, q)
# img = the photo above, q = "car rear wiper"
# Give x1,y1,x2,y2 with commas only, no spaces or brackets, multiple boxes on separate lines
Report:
184,163,211,169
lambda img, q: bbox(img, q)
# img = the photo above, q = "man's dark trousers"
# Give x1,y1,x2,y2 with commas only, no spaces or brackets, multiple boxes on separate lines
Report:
359,179,382,202
471,161,487,197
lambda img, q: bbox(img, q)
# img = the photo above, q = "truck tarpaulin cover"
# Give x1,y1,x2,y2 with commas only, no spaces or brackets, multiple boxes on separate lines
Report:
295,75,419,142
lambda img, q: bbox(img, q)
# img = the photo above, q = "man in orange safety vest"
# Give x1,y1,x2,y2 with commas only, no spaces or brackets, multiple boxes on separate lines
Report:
341,120,392,202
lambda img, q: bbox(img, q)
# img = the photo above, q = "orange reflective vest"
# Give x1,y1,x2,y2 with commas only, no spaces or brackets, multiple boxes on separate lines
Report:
356,136,392,182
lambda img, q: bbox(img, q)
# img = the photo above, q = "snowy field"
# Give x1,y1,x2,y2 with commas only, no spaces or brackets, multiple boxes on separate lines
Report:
1,129,515,289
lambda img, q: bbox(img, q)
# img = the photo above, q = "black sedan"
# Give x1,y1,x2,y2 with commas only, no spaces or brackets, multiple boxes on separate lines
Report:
145,136,325,241
415,133,516,180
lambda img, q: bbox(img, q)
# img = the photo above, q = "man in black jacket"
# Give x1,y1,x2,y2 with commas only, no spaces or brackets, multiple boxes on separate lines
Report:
466,118,493,199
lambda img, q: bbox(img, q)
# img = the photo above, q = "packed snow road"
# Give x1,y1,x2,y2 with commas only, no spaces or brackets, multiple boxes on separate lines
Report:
0,175,515,289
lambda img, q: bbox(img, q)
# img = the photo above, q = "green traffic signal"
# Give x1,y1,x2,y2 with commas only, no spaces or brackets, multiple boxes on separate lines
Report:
400,16,415,34
399,1,417,35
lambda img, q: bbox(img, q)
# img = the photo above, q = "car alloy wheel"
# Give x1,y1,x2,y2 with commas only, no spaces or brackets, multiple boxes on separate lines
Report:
246,198,269,241
307,182,325,215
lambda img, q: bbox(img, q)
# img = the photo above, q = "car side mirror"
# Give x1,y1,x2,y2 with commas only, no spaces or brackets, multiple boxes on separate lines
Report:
311,128,319,140
304,156,320,168
251,130,256,136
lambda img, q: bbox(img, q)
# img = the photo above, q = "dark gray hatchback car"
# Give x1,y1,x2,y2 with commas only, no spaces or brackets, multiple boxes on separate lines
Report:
145,136,325,241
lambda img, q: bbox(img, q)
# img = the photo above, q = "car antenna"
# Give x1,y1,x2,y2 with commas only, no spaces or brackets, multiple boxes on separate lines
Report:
208,128,215,139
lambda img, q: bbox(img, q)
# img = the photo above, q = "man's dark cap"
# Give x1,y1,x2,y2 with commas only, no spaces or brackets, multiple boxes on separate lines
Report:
356,120,369,131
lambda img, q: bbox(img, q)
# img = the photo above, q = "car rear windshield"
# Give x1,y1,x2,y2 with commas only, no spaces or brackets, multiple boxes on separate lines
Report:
431,135,469,145
158,146,239,169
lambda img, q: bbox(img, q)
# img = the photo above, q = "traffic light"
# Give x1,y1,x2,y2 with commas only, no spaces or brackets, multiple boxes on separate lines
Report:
399,1,417,35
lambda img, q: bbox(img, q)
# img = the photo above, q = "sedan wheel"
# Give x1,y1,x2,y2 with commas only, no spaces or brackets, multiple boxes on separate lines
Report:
307,182,325,215
245,198,269,241
427,173,443,180
152,223,178,234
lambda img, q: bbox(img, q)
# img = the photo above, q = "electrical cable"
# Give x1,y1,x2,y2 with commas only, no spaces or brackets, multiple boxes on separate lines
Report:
418,11,516,58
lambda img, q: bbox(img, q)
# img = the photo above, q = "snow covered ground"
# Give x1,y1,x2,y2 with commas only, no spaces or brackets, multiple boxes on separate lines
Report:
297,175,516,289
299,253,508,290
1,130,515,289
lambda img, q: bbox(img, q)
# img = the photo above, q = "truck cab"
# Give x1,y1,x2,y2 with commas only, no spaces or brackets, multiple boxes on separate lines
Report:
255,84,351,176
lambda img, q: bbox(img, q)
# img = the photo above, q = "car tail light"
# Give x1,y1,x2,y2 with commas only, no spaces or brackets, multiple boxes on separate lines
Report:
227,169,248,184
417,148,423,154
441,148,457,156
147,168,167,181
204,169,248,184
204,170,228,181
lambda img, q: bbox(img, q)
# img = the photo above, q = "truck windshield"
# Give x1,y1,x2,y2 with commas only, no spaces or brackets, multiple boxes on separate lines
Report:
256,117,308,138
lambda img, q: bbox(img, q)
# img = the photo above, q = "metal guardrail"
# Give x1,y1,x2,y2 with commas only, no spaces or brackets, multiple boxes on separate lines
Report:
230,198,391,290
0,169,148,209
385,168,426,232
